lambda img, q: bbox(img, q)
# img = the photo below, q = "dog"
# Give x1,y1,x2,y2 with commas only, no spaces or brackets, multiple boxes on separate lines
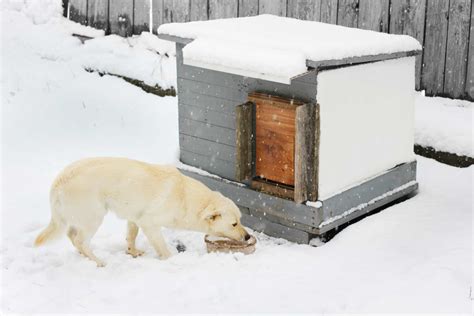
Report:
34,157,250,266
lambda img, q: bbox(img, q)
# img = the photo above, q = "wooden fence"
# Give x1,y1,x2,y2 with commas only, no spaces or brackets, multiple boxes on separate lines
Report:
65,0,473,101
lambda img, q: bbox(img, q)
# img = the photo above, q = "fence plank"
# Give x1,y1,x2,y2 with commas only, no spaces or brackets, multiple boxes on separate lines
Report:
389,0,427,90
288,0,322,21
87,0,108,31
320,0,338,24
467,2,474,99
337,0,359,28
152,0,163,33
69,0,88,25
190,0,208,20
163,0,190,23
358,0,389,32
421,0,450,96
110,0,134,37
239,0,258,17
209,0,238,19
134,0,151,34
259,0,287,16
444,0,471,99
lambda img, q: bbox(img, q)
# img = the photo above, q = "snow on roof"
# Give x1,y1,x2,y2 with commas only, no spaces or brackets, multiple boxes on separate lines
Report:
158,15,421,84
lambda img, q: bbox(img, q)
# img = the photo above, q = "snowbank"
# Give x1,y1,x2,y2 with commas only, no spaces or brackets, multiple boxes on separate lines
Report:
158,14,421,83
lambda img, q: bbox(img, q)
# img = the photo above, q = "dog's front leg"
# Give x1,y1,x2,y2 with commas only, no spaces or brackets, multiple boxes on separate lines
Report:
126,221,145,257
141,225,172,260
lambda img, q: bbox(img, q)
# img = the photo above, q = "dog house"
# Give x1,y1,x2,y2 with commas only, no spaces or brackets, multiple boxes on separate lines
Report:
158,15,421,243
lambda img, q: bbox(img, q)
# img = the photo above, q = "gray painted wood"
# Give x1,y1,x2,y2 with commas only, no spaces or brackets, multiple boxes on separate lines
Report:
190,0,208,21
337,0,359,28
179,117,236,146
134,0,151,34
444,0,472,99
69,0,88,25
179,77,247,102
320,0,338,24
258,0,287,16
319,161,417,233
209,0,238,19
389,0,427,90
235,102,253,181
294,103,318,203
110,0,134,37
179,102,236,129
152,0,164,33
87,0,108,31
421,0,450,96
163,0,190,23
358,0,389,32
287,0,322,21
239,0,259,17
181,150,236,180
180,134,236,162
467,3,474,99
179,91,238,114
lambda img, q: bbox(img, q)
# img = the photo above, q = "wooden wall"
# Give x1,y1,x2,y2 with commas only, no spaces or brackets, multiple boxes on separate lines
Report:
66,0,474,101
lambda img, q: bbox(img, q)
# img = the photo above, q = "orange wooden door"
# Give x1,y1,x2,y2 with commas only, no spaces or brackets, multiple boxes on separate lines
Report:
252,94,298,186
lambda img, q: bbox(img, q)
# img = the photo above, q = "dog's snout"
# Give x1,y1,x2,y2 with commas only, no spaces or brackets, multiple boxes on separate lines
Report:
244,233,251,241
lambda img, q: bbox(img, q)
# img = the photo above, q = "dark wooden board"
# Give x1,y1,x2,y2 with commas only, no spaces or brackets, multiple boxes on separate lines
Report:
235,102,254,181
239,0,258,17
320,0,338,24
258,0,287,16
87,0,108,31
337,0,359,28
209,0,238,19
358,0,389,32
69,0,88,25
467,2,474,99
134,0,151,34
190,0,208,21
287,0,321,21
109,0,134,37
163,0,190,23
152,0,164,33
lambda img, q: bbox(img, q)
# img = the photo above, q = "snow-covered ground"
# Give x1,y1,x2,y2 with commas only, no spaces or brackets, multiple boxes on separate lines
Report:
1,3,473,314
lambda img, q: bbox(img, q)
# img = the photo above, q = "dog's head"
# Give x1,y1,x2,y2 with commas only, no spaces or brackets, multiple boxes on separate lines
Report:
200,192,250,242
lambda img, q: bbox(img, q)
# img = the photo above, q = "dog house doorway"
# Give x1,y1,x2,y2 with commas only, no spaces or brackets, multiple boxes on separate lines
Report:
236,92,319,203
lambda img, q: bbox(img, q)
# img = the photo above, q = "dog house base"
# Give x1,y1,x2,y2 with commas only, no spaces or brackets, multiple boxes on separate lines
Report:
180,161,418,244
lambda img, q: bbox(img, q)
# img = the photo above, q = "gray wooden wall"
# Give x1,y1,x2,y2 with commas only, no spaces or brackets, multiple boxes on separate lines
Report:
66,0,473,101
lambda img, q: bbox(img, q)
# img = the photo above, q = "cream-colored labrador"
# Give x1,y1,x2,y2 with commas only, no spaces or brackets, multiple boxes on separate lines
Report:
35,157,250,266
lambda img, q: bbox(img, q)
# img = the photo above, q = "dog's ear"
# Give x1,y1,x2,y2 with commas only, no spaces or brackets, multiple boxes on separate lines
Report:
201,204,221,222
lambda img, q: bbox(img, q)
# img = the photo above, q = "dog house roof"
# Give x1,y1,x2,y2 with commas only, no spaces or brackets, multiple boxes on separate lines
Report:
158,14,421,84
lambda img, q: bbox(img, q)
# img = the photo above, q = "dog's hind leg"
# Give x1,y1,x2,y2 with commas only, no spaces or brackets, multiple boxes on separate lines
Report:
140,225,172,260
67,225,105,267
126,221,145,257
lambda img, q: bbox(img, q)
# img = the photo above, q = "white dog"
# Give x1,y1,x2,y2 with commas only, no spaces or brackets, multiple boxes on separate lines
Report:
35,157,250,266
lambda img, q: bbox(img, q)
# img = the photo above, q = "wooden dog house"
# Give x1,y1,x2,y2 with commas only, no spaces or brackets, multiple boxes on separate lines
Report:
158,15,421,243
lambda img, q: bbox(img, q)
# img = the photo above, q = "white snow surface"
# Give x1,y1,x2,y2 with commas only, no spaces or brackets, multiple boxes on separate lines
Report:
1,5,472,314
158,14,421,83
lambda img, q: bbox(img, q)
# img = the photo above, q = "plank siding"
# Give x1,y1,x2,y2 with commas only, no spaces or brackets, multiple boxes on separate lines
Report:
337,0,359,28
389,0,427,90
87,0,108,31
209,0,238,19
190,0,208,20
259,0,287,16
320,0,338,24
134,0,151,34
421,0,450,96
467,2,474,99
109,0,134,37
69,0,88,25
180,134,236,162
288,0,322,21
163,0,190,23
444,0,472,98
179,117,236,146
358,0,389,32
152,0,164,33
180,150,236,180
179,102,236,129
239,0,259,17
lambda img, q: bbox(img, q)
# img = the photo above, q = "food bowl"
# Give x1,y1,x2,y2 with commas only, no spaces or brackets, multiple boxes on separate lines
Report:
204,234,256,255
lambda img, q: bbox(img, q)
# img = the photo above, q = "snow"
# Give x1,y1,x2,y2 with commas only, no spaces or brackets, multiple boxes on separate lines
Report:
1,4,472,314
415,92,473,157
158,14,421,83
317,57,416,199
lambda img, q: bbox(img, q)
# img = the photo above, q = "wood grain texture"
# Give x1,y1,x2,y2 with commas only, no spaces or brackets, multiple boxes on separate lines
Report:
87,0,108,31
235,102,254,181
69,0,88,25
254,96,297,186
209,0,238,19
444,0,472,98
467,2,474,99
134,0,151,34
152,0,164,33
337,0,359,28
190,0,208,20
389,0,427,90
358,0,389,32
239,0,259,17
320,0,338,24
288,0,322,21
163,0,190,23
259,0,287,16
250,178,295,200
421,0,450,95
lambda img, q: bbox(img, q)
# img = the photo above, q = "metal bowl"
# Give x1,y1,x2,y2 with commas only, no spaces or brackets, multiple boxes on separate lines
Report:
204,234,256,255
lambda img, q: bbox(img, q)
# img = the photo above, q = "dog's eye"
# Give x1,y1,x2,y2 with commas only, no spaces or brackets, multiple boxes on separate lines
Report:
232,223,237,227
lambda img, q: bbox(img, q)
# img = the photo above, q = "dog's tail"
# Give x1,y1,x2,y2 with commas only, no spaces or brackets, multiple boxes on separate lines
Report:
34,216,63,247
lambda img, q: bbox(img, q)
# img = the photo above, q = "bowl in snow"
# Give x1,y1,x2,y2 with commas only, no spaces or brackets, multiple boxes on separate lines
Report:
204,234,256,255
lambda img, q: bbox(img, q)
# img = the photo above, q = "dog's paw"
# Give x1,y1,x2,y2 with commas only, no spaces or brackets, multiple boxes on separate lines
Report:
159,251,172,260
126,247,145,258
